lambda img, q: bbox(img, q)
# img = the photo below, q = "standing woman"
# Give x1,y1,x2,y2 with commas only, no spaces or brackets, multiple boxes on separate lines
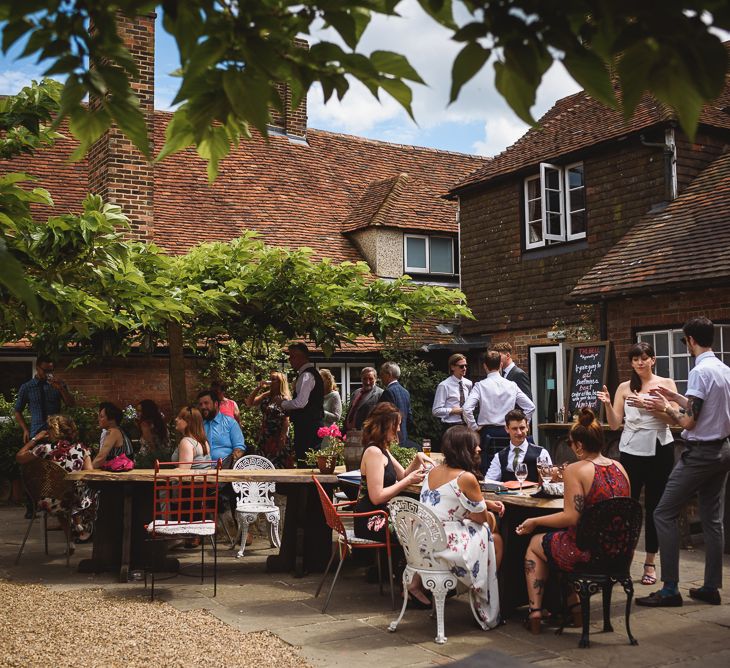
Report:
246,371,295,468
596,342,678,586
320,369,342,424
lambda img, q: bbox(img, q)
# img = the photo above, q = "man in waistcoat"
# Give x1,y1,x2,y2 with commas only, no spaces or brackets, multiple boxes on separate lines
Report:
278,343,324,467
485,410,550,482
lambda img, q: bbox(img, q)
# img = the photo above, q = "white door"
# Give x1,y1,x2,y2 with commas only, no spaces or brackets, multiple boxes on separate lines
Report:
529,345,564,446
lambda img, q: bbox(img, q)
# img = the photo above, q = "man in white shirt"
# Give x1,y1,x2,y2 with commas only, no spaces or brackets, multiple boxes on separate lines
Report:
432,353,473,429
485,409,551,482
637,317,730,607
463,350,535,473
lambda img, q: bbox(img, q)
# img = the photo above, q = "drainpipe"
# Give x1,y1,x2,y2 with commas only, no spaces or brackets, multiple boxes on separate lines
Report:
640,128,677,201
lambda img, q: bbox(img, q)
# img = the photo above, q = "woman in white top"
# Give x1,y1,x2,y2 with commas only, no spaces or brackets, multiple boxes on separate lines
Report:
172,406,211,469
320,369,342,424
597,342,678,585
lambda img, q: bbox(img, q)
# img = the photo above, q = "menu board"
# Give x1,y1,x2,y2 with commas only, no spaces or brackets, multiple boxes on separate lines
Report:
567,341,610,419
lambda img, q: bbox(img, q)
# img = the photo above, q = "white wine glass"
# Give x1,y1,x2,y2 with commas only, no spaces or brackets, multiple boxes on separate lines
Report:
515,462,528,494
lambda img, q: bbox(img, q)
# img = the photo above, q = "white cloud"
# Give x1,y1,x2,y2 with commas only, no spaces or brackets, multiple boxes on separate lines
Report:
0,68,49,95
472,116,528,156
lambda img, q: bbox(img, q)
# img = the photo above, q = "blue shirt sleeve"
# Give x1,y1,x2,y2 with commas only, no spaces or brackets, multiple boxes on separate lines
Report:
14,383,28,413
229,418,246,452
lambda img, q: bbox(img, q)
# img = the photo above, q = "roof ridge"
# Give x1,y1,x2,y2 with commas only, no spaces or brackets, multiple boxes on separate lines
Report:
370,173,411,227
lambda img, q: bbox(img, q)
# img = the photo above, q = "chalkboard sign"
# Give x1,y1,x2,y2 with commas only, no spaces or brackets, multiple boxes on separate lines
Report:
566,341,610,420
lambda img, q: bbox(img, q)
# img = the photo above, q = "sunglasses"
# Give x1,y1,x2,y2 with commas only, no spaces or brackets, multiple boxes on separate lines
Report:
455,363,468,368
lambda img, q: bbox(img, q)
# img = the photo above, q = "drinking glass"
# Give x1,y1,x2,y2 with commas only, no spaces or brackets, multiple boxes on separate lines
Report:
538,463,552,487
515,462,528,494
422,439,432,457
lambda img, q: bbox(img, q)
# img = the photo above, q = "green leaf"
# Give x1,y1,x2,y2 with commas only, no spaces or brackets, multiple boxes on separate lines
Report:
371,50,424,84
562,50,616,110
0,240,39,315
109,96,152,159
449,42,490,103
494,60,537,125
378,78,415,118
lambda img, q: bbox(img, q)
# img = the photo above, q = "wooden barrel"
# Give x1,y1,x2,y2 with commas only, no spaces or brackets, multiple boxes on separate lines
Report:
343,430,364,471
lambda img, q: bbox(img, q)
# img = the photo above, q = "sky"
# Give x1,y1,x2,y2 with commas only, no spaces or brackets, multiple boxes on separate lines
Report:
0,1,584,157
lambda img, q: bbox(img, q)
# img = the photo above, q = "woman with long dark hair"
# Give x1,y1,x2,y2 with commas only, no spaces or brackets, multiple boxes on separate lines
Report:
419,426,504,629
516,409,630,633
137,399,169,452
597,341,678,586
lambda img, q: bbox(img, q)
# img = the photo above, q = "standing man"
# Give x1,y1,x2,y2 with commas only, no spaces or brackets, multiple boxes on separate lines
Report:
638,317,730,607
493,342,532,400
463,350,535,465
14,355,76,444
343,367,383,432
278,343,324,466
378,361,414,447
197,389,246,462
432,353,472,430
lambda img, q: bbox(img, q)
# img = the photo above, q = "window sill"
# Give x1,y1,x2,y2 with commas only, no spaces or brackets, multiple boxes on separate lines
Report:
522,239,588,260
404,273,460,287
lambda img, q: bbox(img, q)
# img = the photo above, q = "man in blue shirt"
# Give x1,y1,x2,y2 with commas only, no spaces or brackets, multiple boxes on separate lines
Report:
197,389,245,462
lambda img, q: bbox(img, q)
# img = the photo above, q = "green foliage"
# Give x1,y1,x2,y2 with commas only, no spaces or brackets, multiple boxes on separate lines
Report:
0,2,726,174
388,441,417,469
382,347,445,446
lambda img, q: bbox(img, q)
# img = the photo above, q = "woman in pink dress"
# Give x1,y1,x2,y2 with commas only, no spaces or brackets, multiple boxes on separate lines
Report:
212,380,241,423
516,408,631,634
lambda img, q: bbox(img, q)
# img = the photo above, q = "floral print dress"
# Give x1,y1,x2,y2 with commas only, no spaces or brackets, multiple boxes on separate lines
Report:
259,397,295,469
420,470,500,630
32,440,98,538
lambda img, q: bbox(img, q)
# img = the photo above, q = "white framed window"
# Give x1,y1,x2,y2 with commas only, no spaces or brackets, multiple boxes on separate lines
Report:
637,325,730,395
404,234,456,275
314,361,377,402
0,356,36,402
523,162,586,249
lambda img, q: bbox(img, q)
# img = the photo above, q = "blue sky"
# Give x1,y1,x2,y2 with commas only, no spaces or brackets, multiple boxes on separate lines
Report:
0,4,583,157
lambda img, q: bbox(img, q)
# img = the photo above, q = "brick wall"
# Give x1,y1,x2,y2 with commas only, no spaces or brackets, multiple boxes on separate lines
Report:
269,39,309,138
607,288,730,380
460,137,666,337
675,129,730,195
88,12,155,241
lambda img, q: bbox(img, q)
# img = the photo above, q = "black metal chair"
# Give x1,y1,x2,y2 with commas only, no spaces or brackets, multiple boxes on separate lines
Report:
555,497,643,648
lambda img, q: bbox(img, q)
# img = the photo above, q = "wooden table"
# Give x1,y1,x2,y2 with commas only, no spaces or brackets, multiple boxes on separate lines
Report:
67,467,342,581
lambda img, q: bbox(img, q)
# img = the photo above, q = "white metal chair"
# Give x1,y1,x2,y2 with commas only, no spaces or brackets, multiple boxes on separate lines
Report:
387,496,482,644
231,455,281,557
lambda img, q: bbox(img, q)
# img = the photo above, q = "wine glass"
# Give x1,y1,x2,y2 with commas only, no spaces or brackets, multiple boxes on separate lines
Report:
538,461,552,488
515,462,528,494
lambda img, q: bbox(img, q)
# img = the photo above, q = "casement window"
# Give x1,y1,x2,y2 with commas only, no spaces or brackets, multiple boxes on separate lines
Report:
404,234,456,275
637,325,730,395
314,362,377,403
524,162,586,250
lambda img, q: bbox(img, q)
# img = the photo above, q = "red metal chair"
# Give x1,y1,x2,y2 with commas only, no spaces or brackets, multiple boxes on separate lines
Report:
312,475,395,613
145,460,222,600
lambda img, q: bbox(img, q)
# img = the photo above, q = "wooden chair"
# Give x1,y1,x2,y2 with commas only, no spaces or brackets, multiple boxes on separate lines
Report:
15,457,73,567
312,475,395,613
387,496,483,644
555,497,643,648
231,455,281,557
145,460,221,600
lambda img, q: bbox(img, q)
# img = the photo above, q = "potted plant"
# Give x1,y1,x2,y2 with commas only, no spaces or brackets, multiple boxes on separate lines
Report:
304,424,345,474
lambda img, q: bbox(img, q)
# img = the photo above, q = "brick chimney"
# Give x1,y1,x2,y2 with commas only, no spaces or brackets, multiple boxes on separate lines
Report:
87,12,155,241
269,39,309,139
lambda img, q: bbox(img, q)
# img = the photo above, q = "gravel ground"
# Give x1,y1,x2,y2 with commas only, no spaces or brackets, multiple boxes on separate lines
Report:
0,580,311,668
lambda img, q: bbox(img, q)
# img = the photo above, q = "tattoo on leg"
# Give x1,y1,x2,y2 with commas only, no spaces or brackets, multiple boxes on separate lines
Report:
533,578,544,594
574,494,585,513
524,559,536,574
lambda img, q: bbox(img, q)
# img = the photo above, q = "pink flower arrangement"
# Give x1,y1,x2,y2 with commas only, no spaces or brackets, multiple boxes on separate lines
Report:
317,423,343,439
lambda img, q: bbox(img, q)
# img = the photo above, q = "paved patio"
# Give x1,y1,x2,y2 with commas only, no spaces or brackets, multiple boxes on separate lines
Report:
1,504,728,667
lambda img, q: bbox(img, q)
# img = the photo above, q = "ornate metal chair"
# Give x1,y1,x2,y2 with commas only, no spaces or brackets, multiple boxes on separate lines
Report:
15,457,74,567
231,455,281,557
387,496,482,645
555,497,643,648
312,475,395,613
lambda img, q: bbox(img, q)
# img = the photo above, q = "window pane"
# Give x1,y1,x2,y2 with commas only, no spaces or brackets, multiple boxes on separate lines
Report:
528,198,542,221
527,178,540,200
405,237,427,270
654,333,669,357
569,211,586,235
672,356,689,381
547,213,562,236
568,165,584,188
569,188,585,212
529,222,542,244
545,168,560,190
672,331,685,352
656,358,670,378
430,238,454,274
676,380,688,395
547,189,561,213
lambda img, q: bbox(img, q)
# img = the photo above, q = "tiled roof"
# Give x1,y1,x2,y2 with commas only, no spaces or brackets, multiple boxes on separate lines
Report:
452,76,730,192
570,149,730,301
153,118,485,259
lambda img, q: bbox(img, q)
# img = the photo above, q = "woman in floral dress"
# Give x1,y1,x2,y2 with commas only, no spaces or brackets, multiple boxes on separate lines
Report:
15,414,97,541
246,371,295,468
420,426,504,629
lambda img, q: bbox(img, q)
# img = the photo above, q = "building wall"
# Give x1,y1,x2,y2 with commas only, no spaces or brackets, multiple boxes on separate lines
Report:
460,138,667,338
350,227,404,278
675,129,730,195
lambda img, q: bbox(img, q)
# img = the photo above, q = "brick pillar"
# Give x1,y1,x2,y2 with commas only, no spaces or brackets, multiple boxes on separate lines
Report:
88,12,155,241
269,39,308,139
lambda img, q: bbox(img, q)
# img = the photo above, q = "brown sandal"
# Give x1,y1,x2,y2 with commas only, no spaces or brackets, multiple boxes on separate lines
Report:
524,608,544,634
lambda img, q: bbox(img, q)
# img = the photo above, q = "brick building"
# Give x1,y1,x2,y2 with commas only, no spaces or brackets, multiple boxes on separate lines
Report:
0,13,484,413
450,74,730,441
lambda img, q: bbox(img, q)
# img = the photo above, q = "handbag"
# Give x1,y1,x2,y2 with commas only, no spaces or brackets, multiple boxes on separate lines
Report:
102,453,135,472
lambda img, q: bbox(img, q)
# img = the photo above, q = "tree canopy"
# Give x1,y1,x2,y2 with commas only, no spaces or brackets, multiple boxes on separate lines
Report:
1,1,727,179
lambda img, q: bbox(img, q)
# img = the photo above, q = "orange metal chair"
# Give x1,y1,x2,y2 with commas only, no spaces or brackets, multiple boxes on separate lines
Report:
145,460,222,600
312,475,395,613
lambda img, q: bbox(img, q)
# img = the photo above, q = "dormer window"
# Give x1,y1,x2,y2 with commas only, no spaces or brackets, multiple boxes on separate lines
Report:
404,234,456,276
524,162,585,250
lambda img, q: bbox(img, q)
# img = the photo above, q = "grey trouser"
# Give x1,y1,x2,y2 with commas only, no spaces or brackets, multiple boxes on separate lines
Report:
654,440,730,588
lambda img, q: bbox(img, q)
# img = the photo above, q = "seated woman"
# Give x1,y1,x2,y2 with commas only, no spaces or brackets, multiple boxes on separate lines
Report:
91,402,134,469
516,408,631,633
419,426,504,629
136,399,169,456
172,406,211,469
16,414,97,541
354,403,432,603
